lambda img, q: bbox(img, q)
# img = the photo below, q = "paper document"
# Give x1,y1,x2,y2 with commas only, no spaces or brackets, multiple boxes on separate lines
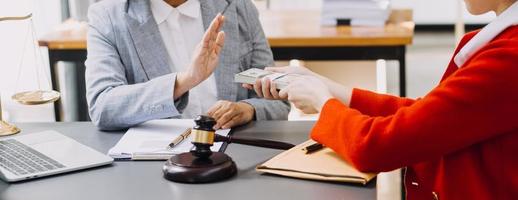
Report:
256,140,376,185
108,119,231,160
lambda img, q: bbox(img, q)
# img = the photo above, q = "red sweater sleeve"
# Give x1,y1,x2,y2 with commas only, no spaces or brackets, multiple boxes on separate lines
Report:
349,88,416,117
311,40,518,173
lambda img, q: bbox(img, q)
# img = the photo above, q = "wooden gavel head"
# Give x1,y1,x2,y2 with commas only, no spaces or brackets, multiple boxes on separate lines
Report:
190,115,217,159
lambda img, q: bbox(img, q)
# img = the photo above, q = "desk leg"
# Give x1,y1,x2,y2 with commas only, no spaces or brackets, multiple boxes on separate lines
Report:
398,47,407,97
49,51,63,122
398,46,407,200
401,167,407,200
74,62,90,121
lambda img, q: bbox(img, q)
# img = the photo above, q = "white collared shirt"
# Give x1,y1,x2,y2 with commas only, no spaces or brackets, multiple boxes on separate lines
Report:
454,1,518,67
150,0,218,118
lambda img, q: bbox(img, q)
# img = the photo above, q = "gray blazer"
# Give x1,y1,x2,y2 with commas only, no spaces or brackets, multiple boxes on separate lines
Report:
85,0,290,130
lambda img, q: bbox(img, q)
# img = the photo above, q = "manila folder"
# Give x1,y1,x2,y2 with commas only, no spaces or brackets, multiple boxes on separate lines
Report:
256,140,376,185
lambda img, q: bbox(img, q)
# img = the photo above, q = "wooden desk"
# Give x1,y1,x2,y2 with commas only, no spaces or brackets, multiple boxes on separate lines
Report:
38,20,89,121
39,9,414,121
261,9,413,47
261,9,413,97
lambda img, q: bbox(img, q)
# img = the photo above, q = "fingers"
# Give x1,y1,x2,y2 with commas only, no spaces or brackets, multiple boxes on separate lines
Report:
207,101,233,129
202,18,217,48
242,83,253,90
279,85,290,99
251,77,280,100
253,78,264,98
213,31,225,55
270,81,281,99
278,76,303,99
219,102,254,129
207,101,224,116
215,111,238,129
203,14,225,49
209,14,224,39
221,116,240,129
208,101,238,129
208,101,254,129
261,78,273,99
211,103,229,120
207,100,230,120
242,76,281,99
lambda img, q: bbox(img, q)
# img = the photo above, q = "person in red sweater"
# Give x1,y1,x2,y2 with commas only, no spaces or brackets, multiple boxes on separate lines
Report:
244,0,518,199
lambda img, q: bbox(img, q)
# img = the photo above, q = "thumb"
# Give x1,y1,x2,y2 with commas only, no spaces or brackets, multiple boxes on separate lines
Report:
278,86,290,99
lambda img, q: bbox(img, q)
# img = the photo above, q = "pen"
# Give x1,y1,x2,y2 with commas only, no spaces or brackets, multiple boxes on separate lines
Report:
302,142,324,154
167,128,192,149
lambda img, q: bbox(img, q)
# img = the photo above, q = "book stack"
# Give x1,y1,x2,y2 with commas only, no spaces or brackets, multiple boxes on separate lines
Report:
321,0,391,27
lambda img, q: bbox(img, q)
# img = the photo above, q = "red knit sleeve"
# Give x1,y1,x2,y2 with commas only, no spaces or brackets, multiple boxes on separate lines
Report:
350,88,416,117
311,40,518,173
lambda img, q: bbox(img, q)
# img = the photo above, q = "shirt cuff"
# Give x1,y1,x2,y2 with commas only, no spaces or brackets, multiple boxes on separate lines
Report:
310,98,348,142
240,98,267,121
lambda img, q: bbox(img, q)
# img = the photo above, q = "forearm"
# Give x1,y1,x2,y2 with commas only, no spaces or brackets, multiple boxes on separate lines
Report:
318,74,352,106
87,74,187,130
315,73,415,116
311,95,507,173
174,72,197,100
349,89,416,116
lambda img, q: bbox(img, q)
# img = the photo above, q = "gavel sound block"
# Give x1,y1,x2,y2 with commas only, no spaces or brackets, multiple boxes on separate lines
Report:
163,115,295,183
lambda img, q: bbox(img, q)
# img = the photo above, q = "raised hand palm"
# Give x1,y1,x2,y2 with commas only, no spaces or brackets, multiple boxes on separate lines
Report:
189,14,226,84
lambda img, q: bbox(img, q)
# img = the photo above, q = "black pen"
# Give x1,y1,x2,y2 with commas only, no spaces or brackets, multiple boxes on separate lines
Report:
302,142,324,154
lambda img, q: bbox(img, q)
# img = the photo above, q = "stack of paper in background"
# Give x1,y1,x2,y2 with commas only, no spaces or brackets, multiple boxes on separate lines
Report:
321,0,391,27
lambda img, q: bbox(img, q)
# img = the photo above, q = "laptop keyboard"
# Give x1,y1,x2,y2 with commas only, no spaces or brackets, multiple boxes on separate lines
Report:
0,139,65,175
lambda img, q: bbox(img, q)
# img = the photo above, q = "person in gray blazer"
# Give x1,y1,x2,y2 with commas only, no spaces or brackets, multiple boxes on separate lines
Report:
85,0,290,130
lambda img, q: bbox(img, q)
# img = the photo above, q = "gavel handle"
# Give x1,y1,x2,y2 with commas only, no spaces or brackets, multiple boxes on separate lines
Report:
214,134,295,150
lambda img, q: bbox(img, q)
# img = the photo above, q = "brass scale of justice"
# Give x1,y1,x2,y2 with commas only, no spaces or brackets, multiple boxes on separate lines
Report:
0,14,61,136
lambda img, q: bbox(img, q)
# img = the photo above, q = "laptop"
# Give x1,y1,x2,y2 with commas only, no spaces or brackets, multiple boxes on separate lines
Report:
0,130,113,182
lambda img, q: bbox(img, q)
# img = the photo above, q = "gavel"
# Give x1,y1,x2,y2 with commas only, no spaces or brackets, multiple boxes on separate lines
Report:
163,115,295,183
191,115,295,159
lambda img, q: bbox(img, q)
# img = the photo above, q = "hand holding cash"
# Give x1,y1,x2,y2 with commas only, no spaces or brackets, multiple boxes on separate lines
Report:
234,68,291,90
236,66,341,114
235,66,319,99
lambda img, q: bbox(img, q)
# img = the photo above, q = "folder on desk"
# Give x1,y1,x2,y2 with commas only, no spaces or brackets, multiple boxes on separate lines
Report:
256,140,376,185
108,119,230,160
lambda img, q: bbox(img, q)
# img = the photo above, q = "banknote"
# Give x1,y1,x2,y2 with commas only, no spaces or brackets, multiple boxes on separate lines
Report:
234,68,290,89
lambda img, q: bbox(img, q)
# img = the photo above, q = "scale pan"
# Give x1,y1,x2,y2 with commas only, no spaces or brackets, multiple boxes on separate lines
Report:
12,90,60,105
0,121,20,136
